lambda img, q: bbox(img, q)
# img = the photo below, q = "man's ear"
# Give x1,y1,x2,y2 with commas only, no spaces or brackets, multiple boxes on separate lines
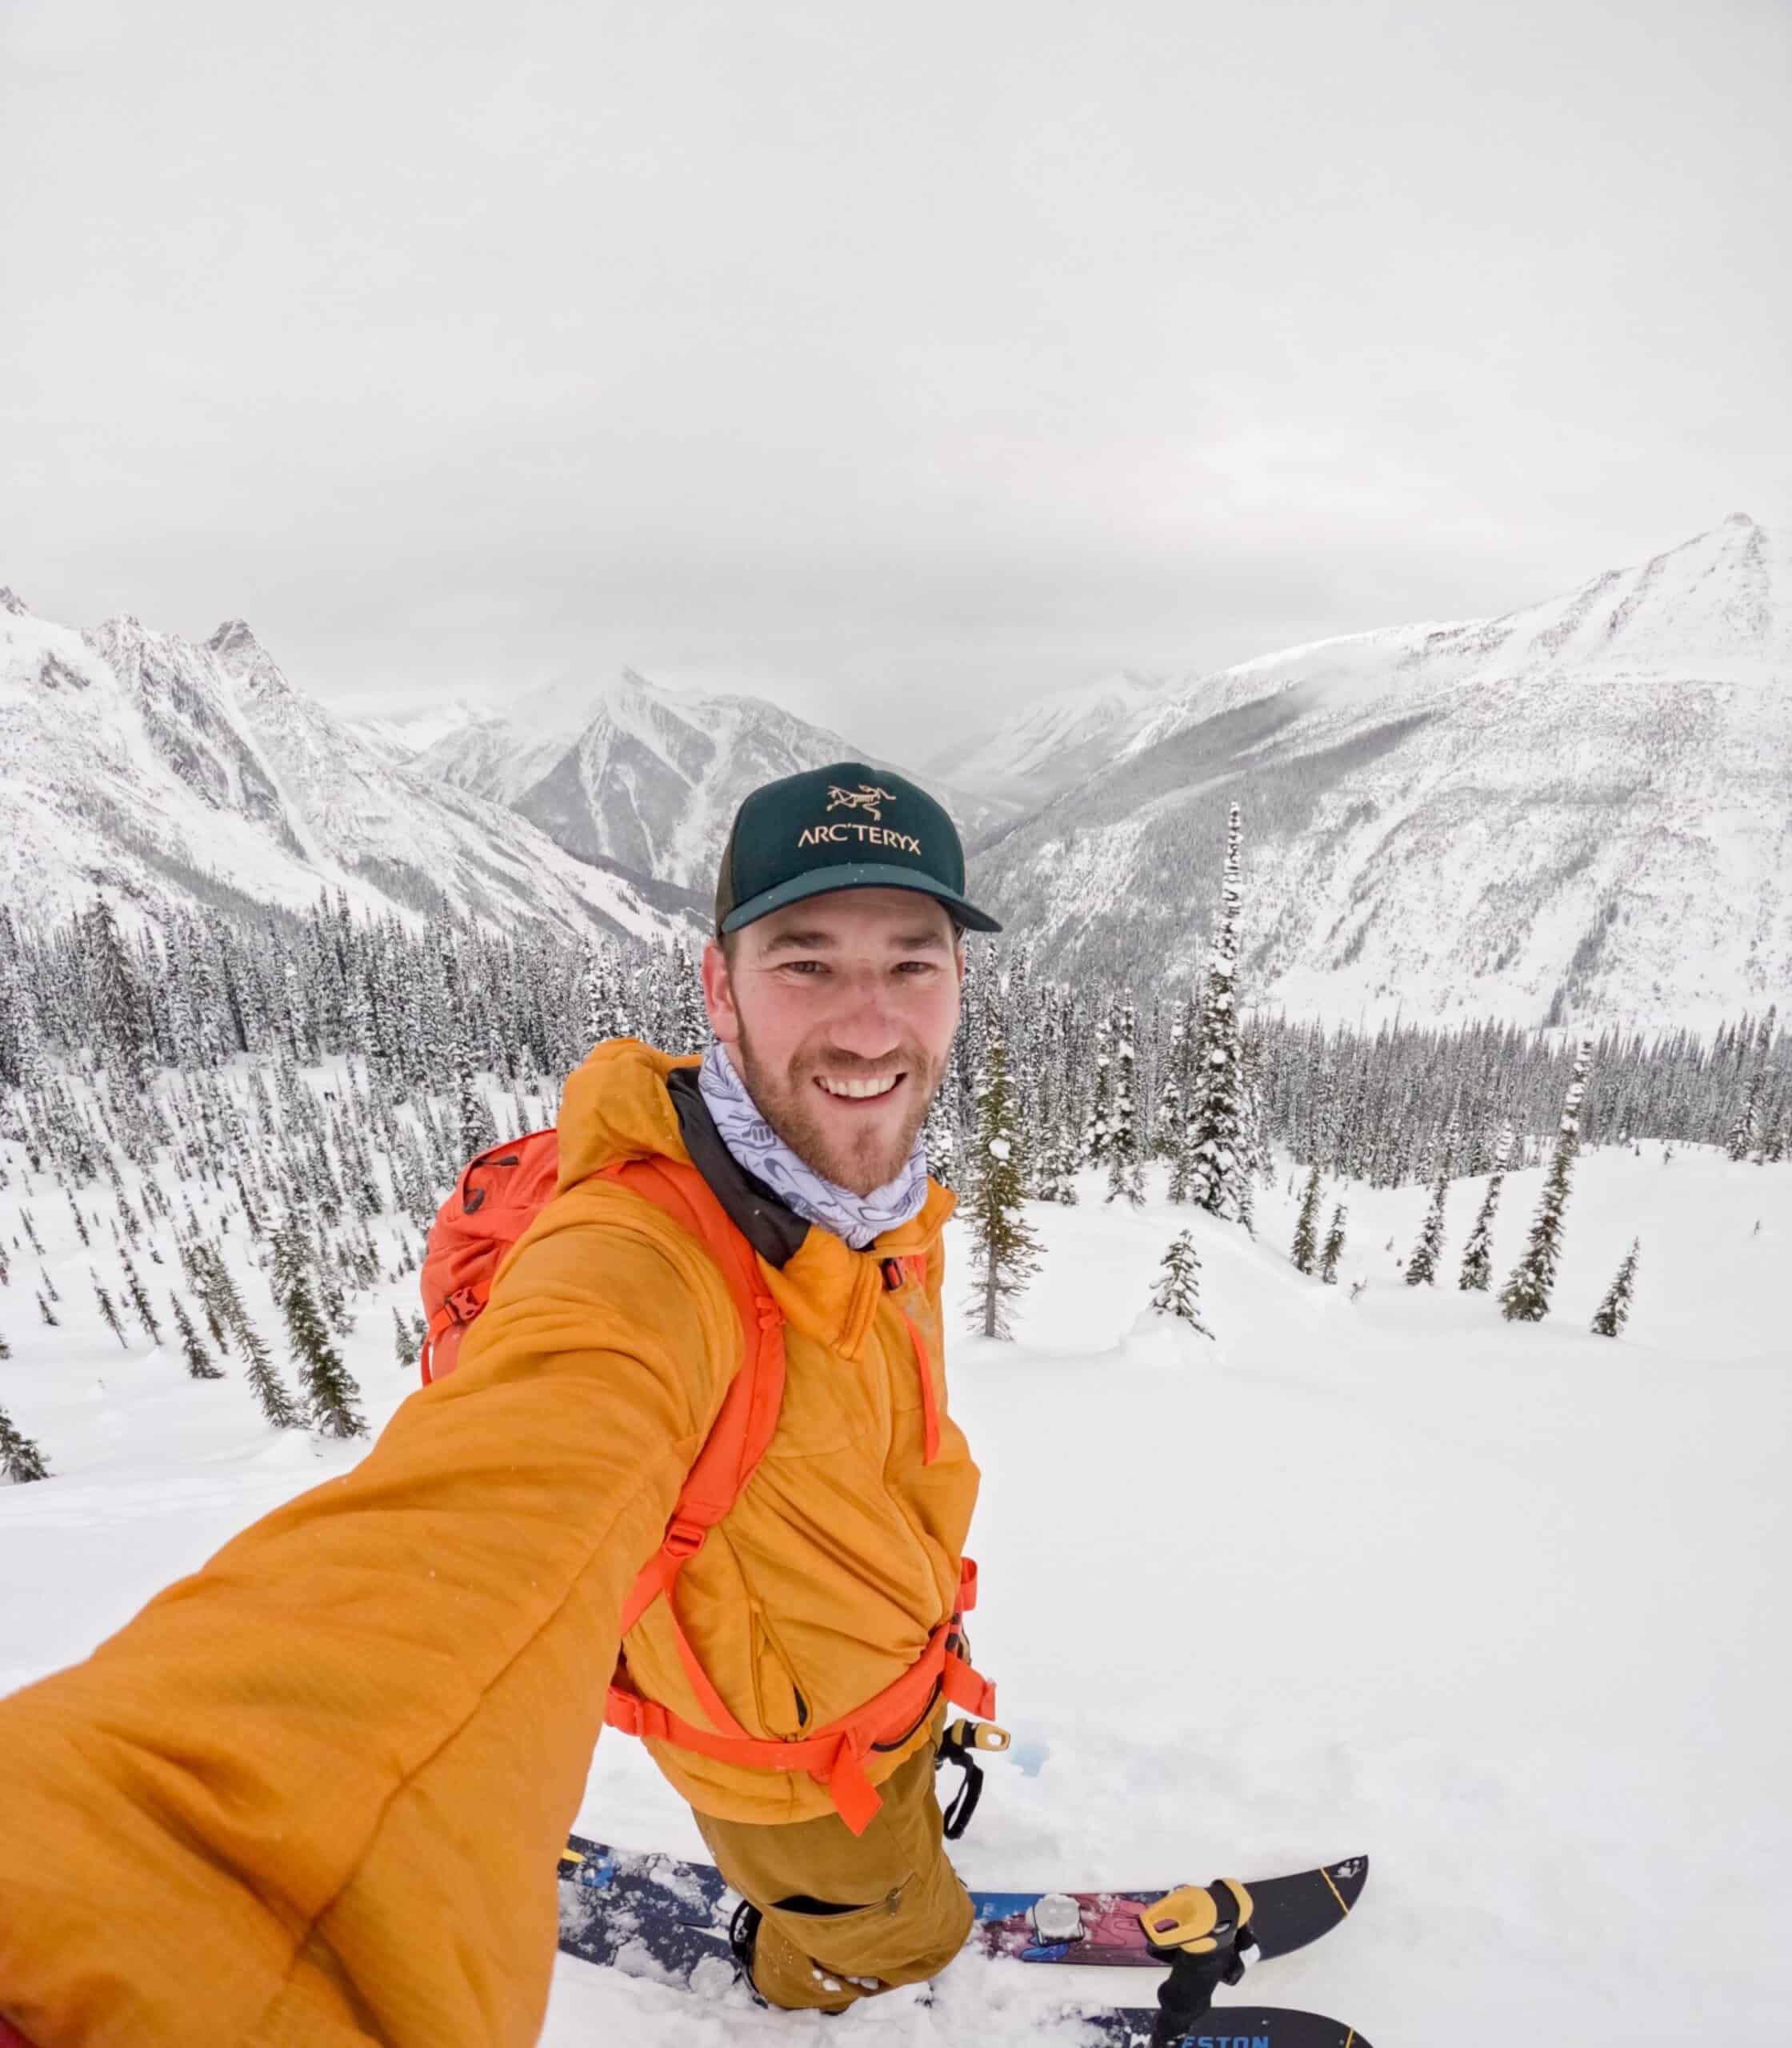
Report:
701,937,741,1043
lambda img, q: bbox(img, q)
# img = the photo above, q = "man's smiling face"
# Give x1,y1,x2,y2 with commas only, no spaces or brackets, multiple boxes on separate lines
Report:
700,887,965,1197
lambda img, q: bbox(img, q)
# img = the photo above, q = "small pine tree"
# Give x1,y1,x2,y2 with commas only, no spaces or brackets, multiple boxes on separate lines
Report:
1590,1238,1640,1338
36,1289,58,1327
1149,1230,1213,1338
1501,1039,1593,1324
198,1242,300,1428
393,1304,418,1370
1458,1126,1514,1292
1290,1162,1323,1274
168,1293,225,1379
1405,1158,1451,1286
962,1036,1042,1340
118,1250,162,1344
285,1266,367,1438
90,1267,129,1350
1319,1202,1347,1285
0,1399,50,1483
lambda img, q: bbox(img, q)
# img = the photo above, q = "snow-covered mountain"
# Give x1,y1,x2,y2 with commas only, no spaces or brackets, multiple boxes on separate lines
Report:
970,515,1792,1029
0,598,699,942
415,668,1013,893
346,698,483,766
923,667,1170,811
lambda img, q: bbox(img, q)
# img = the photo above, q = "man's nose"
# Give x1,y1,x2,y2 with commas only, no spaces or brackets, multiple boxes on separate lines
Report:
825,974,902,1061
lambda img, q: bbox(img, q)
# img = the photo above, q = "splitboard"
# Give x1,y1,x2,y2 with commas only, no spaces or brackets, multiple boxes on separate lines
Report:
1075,2008,1366,2046
557,1833,1370,2045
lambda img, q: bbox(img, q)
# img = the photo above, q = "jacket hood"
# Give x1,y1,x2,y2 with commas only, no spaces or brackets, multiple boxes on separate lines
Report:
556,1036,702,1191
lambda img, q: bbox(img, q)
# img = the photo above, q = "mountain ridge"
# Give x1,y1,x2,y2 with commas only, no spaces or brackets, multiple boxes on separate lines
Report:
967,514,1791,1030
0,602,698,944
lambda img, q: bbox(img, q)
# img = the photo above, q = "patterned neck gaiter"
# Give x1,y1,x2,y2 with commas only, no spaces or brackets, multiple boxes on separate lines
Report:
697,1039,929,1252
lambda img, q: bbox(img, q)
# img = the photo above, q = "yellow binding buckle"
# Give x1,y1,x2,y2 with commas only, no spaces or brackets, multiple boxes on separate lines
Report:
943,1718,1011,1754
1138,1878,1254,1955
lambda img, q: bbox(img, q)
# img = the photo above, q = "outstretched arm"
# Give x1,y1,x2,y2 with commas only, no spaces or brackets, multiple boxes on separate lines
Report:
0,1191,734,2048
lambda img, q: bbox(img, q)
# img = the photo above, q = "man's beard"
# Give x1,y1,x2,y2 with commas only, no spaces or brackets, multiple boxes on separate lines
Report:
730,1020,940,1197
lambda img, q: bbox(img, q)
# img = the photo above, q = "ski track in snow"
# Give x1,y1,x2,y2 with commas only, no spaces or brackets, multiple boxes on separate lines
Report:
2,1139,1786,2046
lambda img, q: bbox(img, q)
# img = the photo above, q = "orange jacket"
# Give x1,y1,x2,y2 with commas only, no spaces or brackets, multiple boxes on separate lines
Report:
0,1039,978,2047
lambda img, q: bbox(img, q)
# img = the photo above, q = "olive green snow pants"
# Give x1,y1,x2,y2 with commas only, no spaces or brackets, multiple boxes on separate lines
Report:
692,1727,974,2012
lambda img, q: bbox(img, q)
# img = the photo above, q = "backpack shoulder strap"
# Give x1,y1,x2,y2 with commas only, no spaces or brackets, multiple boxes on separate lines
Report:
598,1158,786,1639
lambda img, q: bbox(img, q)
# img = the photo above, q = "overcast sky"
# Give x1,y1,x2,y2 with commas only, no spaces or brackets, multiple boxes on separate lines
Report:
4,0,1787,758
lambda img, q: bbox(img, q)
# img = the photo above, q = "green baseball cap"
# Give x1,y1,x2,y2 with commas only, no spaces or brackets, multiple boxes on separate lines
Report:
715,760,1002,936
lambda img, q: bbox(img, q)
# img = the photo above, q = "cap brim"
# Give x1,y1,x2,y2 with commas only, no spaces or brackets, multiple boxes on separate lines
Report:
719,862,1002,936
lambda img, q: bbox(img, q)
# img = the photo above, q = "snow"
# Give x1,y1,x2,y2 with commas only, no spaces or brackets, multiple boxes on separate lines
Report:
2,1126,1786,2046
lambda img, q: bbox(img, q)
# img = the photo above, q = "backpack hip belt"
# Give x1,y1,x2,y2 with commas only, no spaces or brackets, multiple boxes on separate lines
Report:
606,1554,993,1835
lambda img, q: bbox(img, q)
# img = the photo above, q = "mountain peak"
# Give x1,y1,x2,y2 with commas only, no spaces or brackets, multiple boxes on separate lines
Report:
206,618,262,660
0,586,30,618
1722,510,1757,529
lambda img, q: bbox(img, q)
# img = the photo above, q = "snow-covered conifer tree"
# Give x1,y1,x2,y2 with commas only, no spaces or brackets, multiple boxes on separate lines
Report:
1405,1131,1455,1286
1319,1202,1347,1284
1149,1229,1212,1338
1186,805,1248,1223
922,1074,962,1192
169,1294,224,1379
1501,1037,1593,1324
0,1399,50,1483
1104,994,1144,1206
118,1250,162,1343
1590,1238,1640,1338
1086,1006,1114,1169
1290,1162,1323,1274
272,1215,366,1438
1458,1125,1514,1291
197,1242,299,1428
90,1268,128,1350
962,1035,1040,1339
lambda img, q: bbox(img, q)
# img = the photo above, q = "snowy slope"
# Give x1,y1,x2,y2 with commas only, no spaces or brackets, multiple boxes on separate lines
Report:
970,516,1792,1030
923,668,1171,810
415,667,1015,892
0,599,696,943
2,1098,1784,2048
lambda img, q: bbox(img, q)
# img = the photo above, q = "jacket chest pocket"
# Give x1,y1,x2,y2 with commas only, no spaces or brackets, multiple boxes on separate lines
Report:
760,1334,878,1457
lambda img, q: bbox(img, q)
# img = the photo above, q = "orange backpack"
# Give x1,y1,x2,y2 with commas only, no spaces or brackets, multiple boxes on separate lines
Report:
418,1130,994,1833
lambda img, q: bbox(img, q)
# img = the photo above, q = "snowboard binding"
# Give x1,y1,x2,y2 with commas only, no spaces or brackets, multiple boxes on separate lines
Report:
1138,1878,1256,2046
